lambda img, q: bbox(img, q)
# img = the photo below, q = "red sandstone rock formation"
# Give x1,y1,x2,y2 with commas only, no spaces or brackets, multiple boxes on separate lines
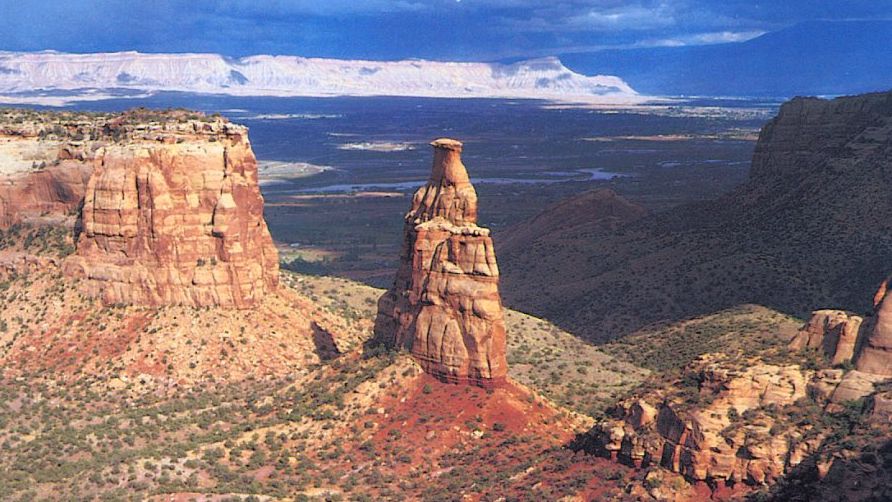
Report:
789,309,863,365
585,355,821,487
375,138,508,386
811,281,892,403
855,278,892,376
63,123,278,308
0,151,92,228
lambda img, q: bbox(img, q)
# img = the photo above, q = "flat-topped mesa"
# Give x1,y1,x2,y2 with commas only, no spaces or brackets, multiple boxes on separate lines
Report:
408,139,477,225
375,138,508,387
62,120,279,308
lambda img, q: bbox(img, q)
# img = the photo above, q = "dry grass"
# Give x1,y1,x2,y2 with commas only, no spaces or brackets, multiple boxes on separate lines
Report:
602,304,803,372
289,274,650,417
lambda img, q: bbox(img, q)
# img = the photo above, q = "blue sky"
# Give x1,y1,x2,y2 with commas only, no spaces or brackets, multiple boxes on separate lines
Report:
1,0,890,60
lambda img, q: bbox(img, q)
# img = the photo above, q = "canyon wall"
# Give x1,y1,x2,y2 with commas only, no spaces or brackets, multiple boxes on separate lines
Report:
500,91,892,343
375,139,508,386
0,118,98,228
0,109,282,308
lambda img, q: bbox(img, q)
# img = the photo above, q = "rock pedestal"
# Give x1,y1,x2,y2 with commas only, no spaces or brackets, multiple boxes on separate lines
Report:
375,139,508,386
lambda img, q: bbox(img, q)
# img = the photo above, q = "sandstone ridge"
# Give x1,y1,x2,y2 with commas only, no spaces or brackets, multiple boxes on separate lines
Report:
582,273,892,498
375,138,508,387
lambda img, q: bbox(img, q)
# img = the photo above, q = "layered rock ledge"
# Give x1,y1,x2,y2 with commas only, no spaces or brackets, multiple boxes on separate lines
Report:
375,138,508,386
0,108,281,308
61,117,278,308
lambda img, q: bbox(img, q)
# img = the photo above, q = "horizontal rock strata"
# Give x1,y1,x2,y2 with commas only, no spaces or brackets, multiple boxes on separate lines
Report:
375,138,507,386
62,117,278,308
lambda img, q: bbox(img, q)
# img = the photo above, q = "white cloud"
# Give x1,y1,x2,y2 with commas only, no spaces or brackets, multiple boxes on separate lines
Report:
565,5,677,30
498,1,681,33
643,30,766,47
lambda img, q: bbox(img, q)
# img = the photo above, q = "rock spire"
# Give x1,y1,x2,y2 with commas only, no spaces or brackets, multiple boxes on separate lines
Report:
375,138,507,386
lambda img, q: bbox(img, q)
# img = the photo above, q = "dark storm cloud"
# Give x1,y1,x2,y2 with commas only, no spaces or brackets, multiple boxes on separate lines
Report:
0,0,889,59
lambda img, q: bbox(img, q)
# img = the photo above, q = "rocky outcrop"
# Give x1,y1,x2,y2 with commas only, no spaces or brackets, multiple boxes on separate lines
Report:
766,386,892,502
375,138,508,387
791,278,892,405
789,309,863,365
0,164,92,228
62,119,278,308
583,355,819,487
589,272,892,498
0,119,97,228
855,277,892,376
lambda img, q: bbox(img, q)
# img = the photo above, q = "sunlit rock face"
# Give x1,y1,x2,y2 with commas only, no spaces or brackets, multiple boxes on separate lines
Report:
855,277,892,376
375,139,508,387
63,122,279,308
789,309,863,365
583,356,818,488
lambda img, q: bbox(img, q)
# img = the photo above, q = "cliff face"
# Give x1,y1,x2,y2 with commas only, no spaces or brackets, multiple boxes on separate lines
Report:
0,165,91,228
501,90,892,343
582,355,821,490
0,124,97,228
855,278,892,376
789,310,863,366
375,139,508,386
788,277,892,403
63,122,278,308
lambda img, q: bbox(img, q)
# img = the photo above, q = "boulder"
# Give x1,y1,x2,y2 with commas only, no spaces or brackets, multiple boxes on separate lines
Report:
829,370,885,404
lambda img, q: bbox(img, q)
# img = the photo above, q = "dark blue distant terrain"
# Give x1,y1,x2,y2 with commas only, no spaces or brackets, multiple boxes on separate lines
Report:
561,21,892,98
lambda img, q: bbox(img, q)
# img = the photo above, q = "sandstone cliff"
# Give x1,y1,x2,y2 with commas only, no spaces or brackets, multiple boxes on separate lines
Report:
500,90,892,343
0,164,91,228
0,111,100,227
789,309,863,366
855,277,892,376
0,109,279,308
375,139,508,386
62,118,278,308
788,277,892,403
